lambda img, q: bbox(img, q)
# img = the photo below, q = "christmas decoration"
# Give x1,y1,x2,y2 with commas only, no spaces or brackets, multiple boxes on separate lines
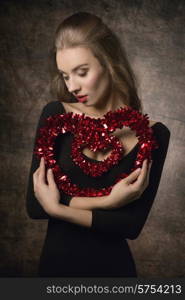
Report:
34,106,158,196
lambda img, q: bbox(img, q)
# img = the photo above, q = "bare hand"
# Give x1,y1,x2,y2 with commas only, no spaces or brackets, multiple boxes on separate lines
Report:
33,157,60,215
104,159,152,209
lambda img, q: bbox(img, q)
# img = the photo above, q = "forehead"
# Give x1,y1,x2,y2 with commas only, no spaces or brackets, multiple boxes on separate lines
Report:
56,47,98,71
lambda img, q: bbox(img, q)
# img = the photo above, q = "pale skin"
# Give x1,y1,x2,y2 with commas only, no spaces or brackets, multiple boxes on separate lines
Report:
33,46,155,227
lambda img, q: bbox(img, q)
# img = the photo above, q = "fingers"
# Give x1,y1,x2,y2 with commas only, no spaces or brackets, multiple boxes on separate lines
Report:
125,167,141,184
38,157,46,184
125,159,148,185
33,163,40,178
135,159,148,185
33,163,40,188
47,168,56,188
136,159,153,187
33,157,45,187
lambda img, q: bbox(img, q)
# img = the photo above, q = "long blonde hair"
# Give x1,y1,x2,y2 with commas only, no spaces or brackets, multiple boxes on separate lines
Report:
50,12,142,112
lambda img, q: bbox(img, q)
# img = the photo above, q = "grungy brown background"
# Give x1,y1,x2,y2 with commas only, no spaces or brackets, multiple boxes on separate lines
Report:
0,0,184,277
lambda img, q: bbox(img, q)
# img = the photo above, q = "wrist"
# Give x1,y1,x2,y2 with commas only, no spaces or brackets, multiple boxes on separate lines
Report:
90,195,107,209
47,203,65,218
99,193,113,210
89,194,111,210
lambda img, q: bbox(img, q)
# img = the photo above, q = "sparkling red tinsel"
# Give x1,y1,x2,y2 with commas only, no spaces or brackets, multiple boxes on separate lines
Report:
34,106,159,196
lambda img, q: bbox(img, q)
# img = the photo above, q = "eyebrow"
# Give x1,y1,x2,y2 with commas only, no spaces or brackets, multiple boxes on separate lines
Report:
58,64,89,74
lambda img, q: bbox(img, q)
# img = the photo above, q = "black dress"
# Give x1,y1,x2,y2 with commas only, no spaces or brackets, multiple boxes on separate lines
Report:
26,101,170,277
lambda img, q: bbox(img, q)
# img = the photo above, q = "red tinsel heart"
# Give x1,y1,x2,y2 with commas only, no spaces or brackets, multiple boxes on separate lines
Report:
34,106,159,197
71,117,124,177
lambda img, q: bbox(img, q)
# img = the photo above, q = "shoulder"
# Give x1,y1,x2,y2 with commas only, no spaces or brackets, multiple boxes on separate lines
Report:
42,100,61,112
150,120,170,137
150,120,171,154
43,100,81,115
41,100,65,116
60,101,83,114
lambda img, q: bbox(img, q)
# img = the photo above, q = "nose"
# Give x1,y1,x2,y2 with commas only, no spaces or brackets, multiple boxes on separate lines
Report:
67,77,81,94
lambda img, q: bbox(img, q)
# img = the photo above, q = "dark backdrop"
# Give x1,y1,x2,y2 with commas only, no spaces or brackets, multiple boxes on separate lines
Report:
0,0,184,277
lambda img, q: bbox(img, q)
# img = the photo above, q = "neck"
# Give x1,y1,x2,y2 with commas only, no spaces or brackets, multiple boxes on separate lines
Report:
82,91,127,118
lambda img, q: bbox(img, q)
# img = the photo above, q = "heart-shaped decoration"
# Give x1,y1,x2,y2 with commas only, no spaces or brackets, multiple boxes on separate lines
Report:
71,117,124,177
34,106,159,197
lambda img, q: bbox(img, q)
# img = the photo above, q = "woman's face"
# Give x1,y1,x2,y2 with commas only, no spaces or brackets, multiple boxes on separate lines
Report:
56,47,111,108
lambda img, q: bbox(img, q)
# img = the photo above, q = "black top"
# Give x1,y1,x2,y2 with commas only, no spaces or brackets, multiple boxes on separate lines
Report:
26,101,170,277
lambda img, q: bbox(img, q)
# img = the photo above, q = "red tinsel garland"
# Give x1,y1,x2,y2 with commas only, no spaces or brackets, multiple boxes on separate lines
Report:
34,106,159,197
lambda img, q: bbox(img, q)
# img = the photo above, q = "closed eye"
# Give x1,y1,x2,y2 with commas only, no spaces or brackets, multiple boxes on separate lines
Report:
78,72,87,77
62,73,88,81
60,68,89,81
77,68,88,76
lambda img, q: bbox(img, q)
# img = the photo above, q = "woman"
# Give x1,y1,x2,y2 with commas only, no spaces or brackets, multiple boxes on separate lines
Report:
26,12,170,277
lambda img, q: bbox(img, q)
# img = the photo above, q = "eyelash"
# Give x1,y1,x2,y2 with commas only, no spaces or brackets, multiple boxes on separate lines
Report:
62,71,88,81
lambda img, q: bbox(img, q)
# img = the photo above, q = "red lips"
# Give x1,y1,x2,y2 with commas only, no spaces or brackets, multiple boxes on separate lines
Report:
76,95,88,103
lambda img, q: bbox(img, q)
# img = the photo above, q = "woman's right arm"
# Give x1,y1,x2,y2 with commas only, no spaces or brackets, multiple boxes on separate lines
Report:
26,102,63,219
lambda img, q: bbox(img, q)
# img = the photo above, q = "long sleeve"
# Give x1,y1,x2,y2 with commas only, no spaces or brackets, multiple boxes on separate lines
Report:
91,123,170,240
26,101,66,219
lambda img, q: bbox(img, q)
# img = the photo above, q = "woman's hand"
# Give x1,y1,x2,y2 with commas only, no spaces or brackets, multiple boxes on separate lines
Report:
33,157,61,215
103,159,152,209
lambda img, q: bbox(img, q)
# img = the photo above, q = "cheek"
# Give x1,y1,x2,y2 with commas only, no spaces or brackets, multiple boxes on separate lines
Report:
85,70,108,91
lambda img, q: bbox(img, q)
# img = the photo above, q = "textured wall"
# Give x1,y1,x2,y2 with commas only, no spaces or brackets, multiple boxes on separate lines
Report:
0,0,184,277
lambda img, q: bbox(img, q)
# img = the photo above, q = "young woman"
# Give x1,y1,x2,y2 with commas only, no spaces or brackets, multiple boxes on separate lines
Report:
26,12,170,277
